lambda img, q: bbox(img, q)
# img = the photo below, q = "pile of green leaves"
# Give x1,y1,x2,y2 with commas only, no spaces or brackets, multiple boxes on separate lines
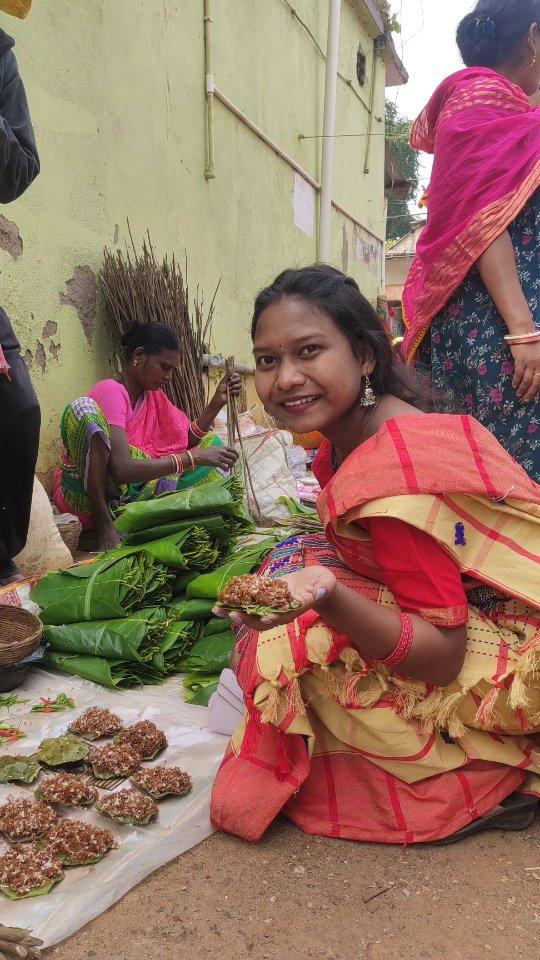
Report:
44,650,164,689
109,526,219,572
31,553,174,625
34,478,280,692
44,607,176,665
181,622,235,676
180,619,236,707
115,479,251,537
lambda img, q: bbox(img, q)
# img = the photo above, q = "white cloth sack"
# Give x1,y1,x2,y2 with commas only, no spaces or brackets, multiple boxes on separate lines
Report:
14,478,73,579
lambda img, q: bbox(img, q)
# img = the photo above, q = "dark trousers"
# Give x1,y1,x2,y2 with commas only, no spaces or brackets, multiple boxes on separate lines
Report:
0,309,40,573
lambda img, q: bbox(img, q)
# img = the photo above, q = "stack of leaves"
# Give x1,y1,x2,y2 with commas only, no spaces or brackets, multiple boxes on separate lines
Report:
31,553,174,625
181,619,236,707
44,651,164,690
32,480,278,691
109,526,219,572
119,514,240,565
44,608,176,666
152,620,201,674
114,479,251,539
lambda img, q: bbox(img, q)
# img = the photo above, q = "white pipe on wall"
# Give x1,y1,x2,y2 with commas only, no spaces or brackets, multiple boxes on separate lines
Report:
318,0,342,262
203,0,216,180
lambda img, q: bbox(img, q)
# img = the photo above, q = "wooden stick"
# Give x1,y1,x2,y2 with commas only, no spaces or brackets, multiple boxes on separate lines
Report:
225,357,262,522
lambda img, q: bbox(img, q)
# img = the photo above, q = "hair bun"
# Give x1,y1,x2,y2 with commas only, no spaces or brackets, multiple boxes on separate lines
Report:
120,319,144,348
472,15,496,39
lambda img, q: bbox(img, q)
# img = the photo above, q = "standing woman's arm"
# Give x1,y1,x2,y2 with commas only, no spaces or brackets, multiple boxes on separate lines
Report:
477,231,540,402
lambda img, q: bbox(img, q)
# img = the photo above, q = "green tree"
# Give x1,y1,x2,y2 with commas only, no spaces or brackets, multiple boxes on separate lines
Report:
385,99,420,242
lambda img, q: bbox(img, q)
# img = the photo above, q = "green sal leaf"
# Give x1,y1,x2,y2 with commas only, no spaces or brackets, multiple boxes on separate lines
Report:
0,875,64,899
37,734,90,767
0,754,41,784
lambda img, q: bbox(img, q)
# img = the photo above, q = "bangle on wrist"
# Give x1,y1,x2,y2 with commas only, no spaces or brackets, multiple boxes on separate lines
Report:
504,331,540,344
185,450,195,472
190,420,207,439
379,612,414,668
170,454,184,477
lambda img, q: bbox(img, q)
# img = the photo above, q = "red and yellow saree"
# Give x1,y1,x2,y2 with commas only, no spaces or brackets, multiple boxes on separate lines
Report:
211,415,540,844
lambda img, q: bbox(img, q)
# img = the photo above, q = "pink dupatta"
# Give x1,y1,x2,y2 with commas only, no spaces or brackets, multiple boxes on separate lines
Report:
402,68,540,363
126,388,190,458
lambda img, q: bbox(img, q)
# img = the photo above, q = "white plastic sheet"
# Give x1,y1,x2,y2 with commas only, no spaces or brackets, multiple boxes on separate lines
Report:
0,669,227,945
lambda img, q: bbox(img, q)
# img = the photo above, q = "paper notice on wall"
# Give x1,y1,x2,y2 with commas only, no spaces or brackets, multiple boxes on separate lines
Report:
293,171,315,237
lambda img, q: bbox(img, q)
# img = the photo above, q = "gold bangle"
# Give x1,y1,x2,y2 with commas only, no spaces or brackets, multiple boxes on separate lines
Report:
185,450,195,472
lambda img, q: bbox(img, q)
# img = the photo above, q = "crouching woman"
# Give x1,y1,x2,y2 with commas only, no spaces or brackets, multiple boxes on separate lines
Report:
54,321,239,549
212,265,540,846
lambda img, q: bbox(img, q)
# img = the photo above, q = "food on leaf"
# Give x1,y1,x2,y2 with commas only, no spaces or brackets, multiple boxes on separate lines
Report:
91,742,142,780
217,575,300,615
37,734,90,768
35,772,98,808
0,797,58,842
131,766,192,800
41,818,118,866
96,788,158,825
69,707,124,740
0,754,41,784
0,846,64,900
114,720,167,760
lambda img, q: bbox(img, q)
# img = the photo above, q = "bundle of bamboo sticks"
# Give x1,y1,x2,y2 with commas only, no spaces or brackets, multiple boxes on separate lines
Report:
100,230,218,420
0,1,32,18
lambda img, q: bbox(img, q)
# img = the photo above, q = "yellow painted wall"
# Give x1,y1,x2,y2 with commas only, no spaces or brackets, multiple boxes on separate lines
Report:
3,0,386,475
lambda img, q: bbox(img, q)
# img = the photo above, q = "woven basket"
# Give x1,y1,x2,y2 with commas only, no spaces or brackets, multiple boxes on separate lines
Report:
0,606,43,666
56,515,82,554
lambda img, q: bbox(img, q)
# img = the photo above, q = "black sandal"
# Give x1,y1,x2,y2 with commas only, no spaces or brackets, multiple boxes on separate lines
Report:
433,792,538,846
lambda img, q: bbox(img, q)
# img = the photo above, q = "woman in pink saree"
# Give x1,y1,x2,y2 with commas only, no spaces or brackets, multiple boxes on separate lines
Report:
403,0,540,480
54,321,240,550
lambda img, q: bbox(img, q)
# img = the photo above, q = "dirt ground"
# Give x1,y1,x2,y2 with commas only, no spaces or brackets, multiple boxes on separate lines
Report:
47,817,540,960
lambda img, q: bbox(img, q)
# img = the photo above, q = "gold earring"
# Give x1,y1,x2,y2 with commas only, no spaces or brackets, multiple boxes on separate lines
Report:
528,41,537,70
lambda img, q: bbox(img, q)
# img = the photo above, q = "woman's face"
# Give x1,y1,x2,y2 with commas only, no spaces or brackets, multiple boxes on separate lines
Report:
253,296,372,435
131,347,180,392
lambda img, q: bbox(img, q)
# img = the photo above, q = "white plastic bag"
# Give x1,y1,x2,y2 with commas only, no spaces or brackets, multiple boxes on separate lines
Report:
239,429,298,524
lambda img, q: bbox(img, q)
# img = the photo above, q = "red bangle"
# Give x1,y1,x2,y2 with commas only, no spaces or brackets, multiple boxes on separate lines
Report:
379,612,414,668
185,450,195,472
170,454,183,477
190,420,206,439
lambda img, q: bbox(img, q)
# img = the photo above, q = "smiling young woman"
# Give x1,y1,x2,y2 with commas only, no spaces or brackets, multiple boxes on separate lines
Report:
211,264,540,847
53,320,239,550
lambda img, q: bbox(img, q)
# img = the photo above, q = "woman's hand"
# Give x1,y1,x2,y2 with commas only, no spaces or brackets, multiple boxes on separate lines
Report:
191,445,239,471
510,341,540,402
213,566,338,631
212,372,243,409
